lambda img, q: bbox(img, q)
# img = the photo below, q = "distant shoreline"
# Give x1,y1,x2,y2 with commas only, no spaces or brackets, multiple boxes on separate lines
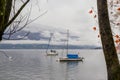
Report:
0,44,102,49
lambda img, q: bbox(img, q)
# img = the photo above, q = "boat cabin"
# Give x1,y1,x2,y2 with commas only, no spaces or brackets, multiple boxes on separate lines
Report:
67,54,79,59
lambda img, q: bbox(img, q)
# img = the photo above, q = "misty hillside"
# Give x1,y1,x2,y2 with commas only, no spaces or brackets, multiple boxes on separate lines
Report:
3,30,80,41
0,43,102,49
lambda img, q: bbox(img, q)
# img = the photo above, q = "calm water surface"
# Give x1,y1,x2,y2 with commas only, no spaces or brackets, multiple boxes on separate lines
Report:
0,49,107,80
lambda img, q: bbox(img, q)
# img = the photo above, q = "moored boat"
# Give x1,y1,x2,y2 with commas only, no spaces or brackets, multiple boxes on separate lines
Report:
46,33,58,56
59,30,84,62
47,50,58,56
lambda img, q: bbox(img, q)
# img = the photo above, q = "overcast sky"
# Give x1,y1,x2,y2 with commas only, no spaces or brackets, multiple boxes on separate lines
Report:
2,0,101,46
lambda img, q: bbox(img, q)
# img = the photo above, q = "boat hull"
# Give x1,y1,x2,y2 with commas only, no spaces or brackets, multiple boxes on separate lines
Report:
59,57,83,62
46,52,58,56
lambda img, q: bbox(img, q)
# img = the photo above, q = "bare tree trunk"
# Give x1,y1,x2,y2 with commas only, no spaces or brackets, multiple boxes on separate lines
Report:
0,0,6,41
97,0,120,80
0,0,12,41
4,0,12,25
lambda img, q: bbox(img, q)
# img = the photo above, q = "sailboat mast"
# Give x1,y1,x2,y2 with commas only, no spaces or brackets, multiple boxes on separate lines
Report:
67,30,69,54
46,33,54,54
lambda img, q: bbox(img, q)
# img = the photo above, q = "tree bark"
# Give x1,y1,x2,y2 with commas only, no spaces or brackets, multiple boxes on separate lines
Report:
97,0,120,80
0,0,6,41
4,0,12,25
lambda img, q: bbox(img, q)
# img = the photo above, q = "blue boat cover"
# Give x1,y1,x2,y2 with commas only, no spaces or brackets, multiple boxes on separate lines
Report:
67,54,79,59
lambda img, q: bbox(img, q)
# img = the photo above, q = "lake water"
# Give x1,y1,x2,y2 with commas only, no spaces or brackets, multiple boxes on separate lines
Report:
0,49,107,80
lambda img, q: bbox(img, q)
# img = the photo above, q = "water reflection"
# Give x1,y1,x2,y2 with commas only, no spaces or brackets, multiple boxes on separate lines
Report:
66,62,79,80
66,62,79,69
61,62,80,80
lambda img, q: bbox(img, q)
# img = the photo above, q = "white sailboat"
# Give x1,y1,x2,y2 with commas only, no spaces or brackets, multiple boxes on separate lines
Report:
59,30,84,62
46,33,58,56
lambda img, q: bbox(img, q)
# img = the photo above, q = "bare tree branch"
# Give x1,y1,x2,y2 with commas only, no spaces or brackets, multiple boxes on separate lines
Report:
4,0,30,29
3,0,48,40
28,10,48,24
3,15,28,35
3,31,30,40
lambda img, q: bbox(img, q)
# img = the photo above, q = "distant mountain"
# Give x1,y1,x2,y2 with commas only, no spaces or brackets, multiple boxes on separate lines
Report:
3,30,42,40
0,43,102,49
3,29,80,41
